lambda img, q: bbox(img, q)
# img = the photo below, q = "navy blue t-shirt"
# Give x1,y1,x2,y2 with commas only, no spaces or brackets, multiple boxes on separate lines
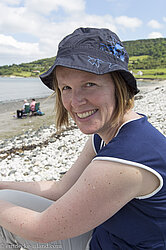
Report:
90,116,166,249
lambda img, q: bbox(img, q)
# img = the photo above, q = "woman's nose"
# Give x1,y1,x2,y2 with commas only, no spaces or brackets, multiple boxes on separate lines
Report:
71,89,86,107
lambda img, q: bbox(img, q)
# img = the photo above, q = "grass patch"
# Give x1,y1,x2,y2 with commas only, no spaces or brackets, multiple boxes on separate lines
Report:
133,68,166,79
13,71,38,77
129,55,149,63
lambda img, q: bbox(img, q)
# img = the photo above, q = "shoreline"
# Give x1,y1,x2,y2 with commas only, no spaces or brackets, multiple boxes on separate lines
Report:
0,94,51,105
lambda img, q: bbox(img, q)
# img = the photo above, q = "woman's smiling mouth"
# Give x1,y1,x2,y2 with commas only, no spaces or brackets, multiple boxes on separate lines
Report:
76,109,98,119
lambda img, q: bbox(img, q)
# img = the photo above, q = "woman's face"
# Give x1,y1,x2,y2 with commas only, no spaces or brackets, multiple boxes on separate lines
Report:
56,66,116,136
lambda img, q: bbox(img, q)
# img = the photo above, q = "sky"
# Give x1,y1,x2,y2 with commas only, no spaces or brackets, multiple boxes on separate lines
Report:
0,0,166,66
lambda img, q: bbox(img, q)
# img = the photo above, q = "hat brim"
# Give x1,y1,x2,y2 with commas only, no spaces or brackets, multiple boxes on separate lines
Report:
40,54,139,94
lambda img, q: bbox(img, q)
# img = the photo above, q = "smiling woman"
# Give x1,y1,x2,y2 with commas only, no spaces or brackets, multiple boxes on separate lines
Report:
55,67,117,137
0,27,165,250
54,67,135,136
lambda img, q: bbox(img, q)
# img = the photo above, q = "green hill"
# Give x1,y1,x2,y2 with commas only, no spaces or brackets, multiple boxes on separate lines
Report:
123,38,166,79
0,56,56,78
0,38,166,79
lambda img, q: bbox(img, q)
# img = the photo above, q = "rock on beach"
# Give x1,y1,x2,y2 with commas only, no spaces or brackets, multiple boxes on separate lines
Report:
0,81,166,182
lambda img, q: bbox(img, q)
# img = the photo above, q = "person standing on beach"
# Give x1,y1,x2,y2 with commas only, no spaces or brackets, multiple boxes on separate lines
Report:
0,27,166,250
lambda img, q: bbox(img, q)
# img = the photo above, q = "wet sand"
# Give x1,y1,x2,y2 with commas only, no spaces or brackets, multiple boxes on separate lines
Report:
0,95,56,140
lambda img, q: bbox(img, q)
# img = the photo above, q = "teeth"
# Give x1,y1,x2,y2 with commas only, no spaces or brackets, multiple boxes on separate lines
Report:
77,110,97,119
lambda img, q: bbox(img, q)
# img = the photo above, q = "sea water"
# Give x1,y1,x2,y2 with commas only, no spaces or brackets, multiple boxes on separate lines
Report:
0,77,53,103
0,76,157,103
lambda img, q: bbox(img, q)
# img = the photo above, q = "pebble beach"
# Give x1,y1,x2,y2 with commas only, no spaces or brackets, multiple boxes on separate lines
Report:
0,80,166,182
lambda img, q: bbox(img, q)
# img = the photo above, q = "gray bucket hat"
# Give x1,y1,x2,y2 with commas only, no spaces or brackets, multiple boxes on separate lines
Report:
40,27,139,94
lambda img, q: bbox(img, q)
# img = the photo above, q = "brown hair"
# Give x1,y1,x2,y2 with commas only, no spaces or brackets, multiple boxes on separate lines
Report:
110,71,135,127
53,70,135,132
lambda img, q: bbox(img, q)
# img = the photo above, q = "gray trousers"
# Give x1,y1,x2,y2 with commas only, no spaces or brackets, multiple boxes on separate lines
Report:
0,190,92,250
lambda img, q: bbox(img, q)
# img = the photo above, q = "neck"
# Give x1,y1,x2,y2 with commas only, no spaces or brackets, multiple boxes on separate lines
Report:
98,110,141,144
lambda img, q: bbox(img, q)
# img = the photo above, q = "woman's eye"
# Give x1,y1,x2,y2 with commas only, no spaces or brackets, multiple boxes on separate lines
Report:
86,82,95,87
62,86,71,91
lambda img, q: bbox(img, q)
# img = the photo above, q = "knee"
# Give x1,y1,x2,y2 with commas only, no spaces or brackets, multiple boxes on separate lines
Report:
0,190,17,203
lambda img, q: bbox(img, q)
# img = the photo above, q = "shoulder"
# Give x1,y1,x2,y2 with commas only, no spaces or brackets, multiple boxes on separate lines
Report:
93,116,166,161
92,116,165,199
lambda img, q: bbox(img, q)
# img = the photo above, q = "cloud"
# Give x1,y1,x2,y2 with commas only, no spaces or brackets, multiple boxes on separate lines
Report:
0,34,42,66
147,19,162,29
163,17,166,22
0,0,85,35
115,16,142,29
0,0,21,5
24,0,85,14
0,3,41,35
148,32,163,39
36,13,118,58
0,34,40,55
71,13,117,31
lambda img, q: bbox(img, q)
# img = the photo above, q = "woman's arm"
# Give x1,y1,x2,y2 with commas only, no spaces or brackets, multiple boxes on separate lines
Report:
0,160,158,243
0,136,96,201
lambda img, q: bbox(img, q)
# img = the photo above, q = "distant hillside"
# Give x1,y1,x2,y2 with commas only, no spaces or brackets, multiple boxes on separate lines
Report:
0,56,56,78
123,38,166,70
0,38,166,79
